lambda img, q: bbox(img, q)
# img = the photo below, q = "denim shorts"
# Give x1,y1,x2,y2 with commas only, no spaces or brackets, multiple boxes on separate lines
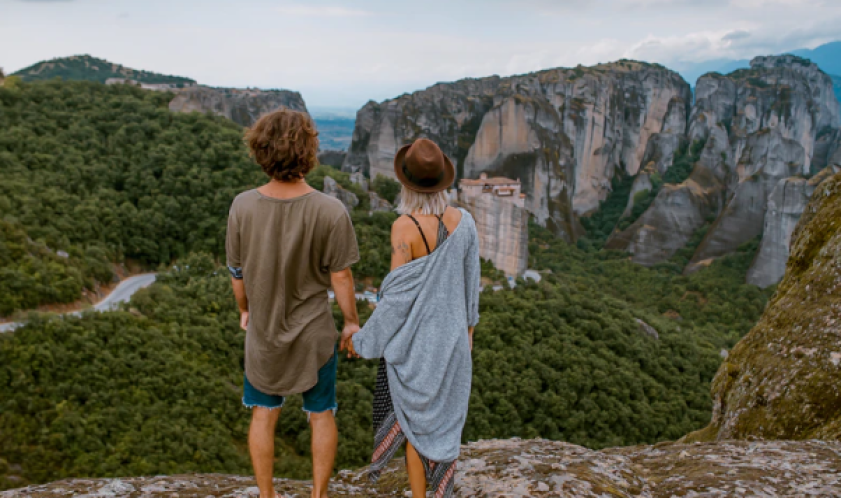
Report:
242,344,338,414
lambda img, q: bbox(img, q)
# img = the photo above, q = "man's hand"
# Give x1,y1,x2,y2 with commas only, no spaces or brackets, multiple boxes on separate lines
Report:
331,267,361,358
468,326,475,351
240,311,249,331
340,323,361,358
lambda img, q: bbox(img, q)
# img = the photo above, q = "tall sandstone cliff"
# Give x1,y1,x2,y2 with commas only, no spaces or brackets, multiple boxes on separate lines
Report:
609,55,841,282
168,86,307,127
344,61,691,240
684,172,841,443
347,55,841,286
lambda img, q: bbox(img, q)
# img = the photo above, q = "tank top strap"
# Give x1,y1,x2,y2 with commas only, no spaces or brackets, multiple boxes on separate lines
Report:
405,214,432,255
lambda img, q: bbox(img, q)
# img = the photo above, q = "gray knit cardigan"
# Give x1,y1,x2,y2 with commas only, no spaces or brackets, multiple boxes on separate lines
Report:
352,209,481,462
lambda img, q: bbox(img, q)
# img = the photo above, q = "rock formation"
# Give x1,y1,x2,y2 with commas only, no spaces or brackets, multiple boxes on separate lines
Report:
684,172,841,442
344,55,841,286
349,172,368,192
7,438,841,497
322,176,359,212
458,175,528,277
609,55,841,284
168,86,307,127
367,192,392,212
344,61,691,239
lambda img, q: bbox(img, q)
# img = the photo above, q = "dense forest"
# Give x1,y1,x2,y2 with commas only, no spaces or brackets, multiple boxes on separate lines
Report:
0,79,774,490
0,80,390,317
1,239,768,489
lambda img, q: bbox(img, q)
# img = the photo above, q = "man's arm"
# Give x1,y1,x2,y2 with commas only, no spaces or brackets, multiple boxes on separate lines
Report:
231,276,249,331
333,267,360,357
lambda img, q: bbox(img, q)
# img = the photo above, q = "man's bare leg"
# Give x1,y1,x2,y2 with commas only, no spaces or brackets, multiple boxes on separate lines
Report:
406,441,427,497
249,407,282,498
309,411,338,498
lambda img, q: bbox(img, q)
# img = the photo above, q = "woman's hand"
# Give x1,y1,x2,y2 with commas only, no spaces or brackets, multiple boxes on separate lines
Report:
468,326,475,351
340,323,361,358
240,311,249,331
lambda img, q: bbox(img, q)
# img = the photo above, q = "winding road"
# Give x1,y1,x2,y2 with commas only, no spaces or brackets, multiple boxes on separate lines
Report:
0,273,157,333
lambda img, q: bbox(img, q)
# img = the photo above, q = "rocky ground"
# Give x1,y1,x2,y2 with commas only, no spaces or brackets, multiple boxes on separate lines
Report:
5,438,841,497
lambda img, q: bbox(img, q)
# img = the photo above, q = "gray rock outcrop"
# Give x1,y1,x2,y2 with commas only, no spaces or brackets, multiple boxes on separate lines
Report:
368,192,392,212
168,86,307,127
322,176,359,212
349,172,368,192
344,61,691,239
746,176,817,287
611,55,841,282
7,439,841,497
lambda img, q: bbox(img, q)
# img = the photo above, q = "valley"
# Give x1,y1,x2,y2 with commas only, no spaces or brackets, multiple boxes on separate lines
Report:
1,44,840,494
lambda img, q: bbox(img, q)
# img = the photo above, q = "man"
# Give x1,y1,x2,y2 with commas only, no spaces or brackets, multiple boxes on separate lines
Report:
226,108,360,498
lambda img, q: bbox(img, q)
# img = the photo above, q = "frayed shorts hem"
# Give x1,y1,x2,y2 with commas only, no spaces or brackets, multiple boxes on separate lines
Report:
242,397,285,410
304,406,338,422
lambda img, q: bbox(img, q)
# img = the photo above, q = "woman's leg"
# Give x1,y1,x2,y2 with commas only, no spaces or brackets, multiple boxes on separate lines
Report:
405,441,427,497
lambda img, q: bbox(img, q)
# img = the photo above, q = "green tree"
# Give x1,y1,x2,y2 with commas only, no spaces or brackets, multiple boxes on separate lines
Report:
371,174,401,204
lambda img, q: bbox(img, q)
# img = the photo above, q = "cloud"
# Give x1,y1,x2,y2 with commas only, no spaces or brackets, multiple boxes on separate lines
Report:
275,4,374,17
730,0,820,7
722,30,751,42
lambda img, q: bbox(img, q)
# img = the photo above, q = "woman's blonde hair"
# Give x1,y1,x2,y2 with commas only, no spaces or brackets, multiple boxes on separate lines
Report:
397,185,449,216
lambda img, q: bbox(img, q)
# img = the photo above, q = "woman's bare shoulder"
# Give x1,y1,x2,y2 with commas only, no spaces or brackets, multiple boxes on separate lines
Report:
443,206,463,233
391,215,417,240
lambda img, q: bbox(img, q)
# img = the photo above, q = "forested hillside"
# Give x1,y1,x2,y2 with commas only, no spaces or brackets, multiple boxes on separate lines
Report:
13,55,195,85
0,79,259,316
0,217,772,489
1,237,769,489
0,80,381,317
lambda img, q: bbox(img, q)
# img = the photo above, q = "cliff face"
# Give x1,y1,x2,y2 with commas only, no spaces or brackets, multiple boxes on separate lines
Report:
609,56,841,283
8,439,841,497
168,86,307,127
344,61,690,239
685,172,841,443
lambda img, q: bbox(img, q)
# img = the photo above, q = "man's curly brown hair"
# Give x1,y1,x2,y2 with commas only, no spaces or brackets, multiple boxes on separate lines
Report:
245,108,319,182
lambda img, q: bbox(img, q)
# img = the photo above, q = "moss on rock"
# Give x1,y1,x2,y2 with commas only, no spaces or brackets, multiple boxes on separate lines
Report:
683,172,841,442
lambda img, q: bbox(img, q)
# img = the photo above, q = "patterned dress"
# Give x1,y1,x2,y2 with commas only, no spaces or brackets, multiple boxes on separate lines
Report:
367,215,456,498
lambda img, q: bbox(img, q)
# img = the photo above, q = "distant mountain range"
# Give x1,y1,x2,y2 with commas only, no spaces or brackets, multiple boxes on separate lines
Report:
672,41,841,93
11,44,841,150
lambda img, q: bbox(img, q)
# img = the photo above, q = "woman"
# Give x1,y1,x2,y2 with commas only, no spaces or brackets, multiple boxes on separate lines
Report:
343,138,481,498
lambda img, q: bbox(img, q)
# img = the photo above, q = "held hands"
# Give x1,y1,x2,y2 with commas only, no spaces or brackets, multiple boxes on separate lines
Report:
240,311,249,331
339,323,361,359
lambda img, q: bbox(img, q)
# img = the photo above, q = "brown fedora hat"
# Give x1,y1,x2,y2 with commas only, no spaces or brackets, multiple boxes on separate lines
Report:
393,138,456,193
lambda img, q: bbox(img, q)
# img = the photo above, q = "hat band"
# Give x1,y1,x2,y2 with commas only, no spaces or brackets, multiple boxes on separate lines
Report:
402,161,444,188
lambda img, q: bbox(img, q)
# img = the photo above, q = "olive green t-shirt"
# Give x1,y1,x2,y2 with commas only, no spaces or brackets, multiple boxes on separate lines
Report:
226,189,359,396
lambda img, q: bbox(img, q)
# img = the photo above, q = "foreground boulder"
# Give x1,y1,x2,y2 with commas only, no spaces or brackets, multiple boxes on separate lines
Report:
5,438,841,497
685,172,841,442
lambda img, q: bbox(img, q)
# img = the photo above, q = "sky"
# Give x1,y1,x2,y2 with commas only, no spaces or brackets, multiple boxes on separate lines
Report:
2,0,840,109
